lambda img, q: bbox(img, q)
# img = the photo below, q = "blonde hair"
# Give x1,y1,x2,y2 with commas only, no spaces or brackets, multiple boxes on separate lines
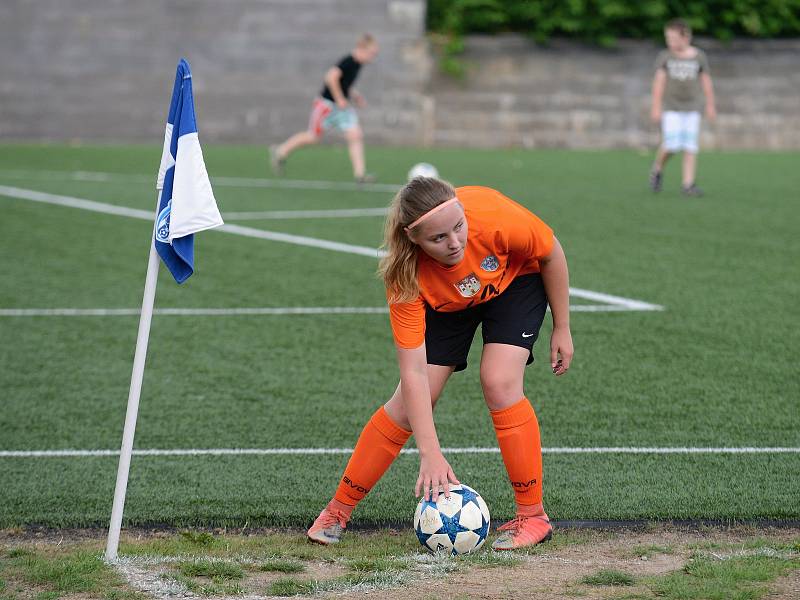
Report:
379,177,457,303
357,33,376,48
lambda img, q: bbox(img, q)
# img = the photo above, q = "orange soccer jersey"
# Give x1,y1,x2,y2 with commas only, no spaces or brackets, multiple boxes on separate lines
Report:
389,186,554,349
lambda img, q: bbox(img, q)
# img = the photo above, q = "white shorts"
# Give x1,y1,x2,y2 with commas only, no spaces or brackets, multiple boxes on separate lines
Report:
661,111,701,153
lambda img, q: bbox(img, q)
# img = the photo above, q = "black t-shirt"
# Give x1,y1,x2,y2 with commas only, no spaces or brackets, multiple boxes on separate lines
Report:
321,55,361,101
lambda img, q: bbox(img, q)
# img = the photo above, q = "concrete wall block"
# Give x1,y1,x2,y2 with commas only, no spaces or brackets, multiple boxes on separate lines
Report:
1,6,797,149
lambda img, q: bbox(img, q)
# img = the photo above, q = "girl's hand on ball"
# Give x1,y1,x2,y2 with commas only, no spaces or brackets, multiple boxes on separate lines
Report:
416,451,459,502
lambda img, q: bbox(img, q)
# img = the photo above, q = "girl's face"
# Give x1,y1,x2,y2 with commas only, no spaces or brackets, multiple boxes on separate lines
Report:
408,201,468,266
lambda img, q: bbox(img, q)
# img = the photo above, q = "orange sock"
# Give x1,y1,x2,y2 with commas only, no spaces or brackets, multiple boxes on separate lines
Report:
333,406,412,509
491,397,544,511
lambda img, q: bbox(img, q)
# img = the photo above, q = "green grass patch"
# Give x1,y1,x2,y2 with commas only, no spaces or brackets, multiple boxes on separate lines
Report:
267,577,316,596
178,530,216,547
162,571,244,596
347,556,405,572
0,548,143,599
459,550,520,568
176,558,244,580
624,544,676,559
644,552,799,600
259,558,306,573
689,538,800,554
580,569,636,586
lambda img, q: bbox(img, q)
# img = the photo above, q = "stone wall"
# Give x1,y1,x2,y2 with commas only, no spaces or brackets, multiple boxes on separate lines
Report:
1,1,797,149
0,0,430,145
427,35,800,150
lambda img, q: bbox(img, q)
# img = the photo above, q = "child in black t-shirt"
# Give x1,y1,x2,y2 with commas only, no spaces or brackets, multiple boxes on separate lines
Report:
271,34,379,183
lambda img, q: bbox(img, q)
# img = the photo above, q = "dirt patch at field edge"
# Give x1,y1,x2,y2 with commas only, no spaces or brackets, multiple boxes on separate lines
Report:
1,526,798,599
764,568,800,600
310,527,800,600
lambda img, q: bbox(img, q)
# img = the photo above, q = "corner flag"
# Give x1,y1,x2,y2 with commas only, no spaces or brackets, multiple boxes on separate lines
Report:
106,58,222,562
155,58,223,283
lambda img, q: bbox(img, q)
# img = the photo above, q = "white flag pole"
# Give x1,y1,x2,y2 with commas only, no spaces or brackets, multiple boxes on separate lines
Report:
105,193,162,562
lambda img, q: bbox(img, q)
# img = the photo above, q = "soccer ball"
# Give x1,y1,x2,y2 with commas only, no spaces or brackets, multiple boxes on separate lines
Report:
413,483,490,555
408,162,439,180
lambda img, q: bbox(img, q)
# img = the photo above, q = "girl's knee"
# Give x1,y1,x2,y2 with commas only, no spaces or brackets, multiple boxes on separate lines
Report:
480,370,523,411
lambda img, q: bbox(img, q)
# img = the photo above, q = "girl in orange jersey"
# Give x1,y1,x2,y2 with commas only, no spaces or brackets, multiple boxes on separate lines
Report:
308,177,573,550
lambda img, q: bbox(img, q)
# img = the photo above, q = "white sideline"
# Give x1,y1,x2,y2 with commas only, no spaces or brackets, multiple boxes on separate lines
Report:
0,184,664,311
0,168,401,193
223,207,389,220
0,184,383,258
1,447,797,458
0,304,653,317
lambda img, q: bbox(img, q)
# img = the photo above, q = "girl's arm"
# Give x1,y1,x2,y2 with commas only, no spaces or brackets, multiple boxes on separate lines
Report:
539,237,574,376
396,344,458,500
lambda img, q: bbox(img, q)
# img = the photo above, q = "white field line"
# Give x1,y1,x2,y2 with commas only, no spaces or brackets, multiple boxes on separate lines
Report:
0,304,648,317
0,168,401,193
0,184,154,220
0,184,664,311
1,447,798,458
223,207,388,220
0,307,389,317
0,184,382,258
569,287,662,311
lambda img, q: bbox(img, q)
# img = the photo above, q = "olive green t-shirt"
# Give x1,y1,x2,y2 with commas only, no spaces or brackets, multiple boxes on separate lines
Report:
655,48,710,112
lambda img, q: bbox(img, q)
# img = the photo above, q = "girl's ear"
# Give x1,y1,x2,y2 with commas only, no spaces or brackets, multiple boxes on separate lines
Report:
405,228,417,244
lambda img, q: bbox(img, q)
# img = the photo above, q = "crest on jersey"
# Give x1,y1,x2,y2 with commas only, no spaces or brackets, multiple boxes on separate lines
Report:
454,273,481,298
480,255,499,272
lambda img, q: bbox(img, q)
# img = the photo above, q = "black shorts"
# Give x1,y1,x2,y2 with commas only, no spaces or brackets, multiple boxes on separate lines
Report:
425,273,548,372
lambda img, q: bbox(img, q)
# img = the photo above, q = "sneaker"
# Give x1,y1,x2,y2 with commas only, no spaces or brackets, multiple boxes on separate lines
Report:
649,170,662,192
307,507,349,545
355,173,376,184
269,145,286,176
491,513,552,551
681,183,704,197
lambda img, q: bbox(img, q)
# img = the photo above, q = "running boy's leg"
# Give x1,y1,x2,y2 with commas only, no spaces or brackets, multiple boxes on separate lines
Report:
278,130,320,157
479,343,552,550
270,99,330,174
272,130,320,175
307,364,454,544
344,125,368,181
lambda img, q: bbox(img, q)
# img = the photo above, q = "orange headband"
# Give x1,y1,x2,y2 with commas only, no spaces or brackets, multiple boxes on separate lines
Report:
403,197,460,231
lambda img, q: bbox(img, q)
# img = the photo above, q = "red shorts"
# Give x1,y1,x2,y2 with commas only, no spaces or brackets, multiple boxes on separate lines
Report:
308,98,333,137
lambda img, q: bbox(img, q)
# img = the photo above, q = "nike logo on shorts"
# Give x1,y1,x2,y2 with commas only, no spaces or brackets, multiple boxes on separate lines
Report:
522,332,535,338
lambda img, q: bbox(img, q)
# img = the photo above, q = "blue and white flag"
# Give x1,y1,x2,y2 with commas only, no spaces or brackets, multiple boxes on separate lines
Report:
155,58,223,284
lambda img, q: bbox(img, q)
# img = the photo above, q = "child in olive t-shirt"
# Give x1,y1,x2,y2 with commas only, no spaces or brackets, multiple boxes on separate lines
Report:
649,19,717,197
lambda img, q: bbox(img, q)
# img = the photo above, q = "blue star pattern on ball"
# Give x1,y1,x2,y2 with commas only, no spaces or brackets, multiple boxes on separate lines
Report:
422,502,470,544
455,485,480,507
413,483,491,555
